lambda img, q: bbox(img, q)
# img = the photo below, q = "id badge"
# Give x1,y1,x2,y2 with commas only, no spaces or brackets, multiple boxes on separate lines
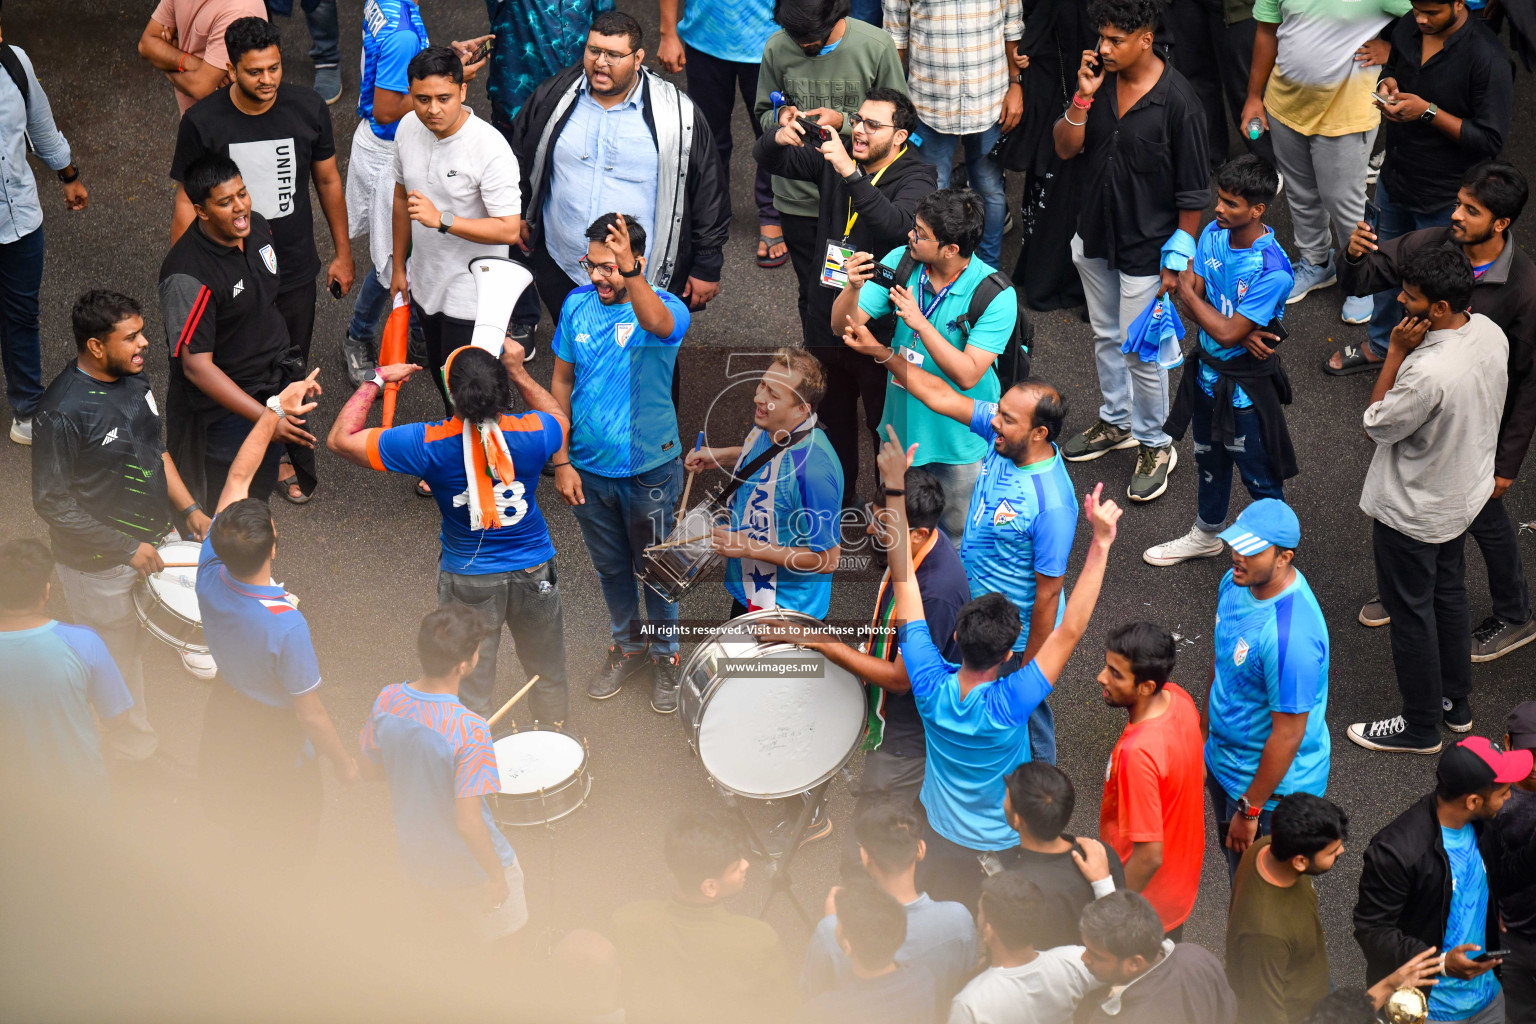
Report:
821,240,856,289
891,347,923,390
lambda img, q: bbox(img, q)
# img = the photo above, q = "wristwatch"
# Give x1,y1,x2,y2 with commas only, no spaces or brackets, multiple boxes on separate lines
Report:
57,164,80,184
1420,102,1439,123
619,262,644,278
1236,795,1263,819
265,395,287,420
842,165,867,185
437,211,455,234
368,371,387,390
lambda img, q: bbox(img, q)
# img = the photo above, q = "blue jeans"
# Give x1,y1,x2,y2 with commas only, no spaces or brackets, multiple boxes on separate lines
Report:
1366,177,1456,357
571,460,684,657
266,0,339,65
438,560,569,724
1189,384,1284,532
347,266,390,342
1206,766,1274,878
1000,651,1058,766
912,120,1006,267
0,225,45,419
849,0,884,24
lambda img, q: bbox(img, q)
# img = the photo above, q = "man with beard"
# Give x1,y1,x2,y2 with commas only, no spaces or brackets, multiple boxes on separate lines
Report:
31,291,214,763
1341,163,1536,666
839,329,1074,766
1204,499,1331,876
169,16,352,503
1226,794,1349,1024
753,88,936,507
551,213,691,712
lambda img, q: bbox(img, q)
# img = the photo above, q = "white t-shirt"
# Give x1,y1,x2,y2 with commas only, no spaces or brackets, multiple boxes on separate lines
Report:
947,946,1098,1024
392,108,521,319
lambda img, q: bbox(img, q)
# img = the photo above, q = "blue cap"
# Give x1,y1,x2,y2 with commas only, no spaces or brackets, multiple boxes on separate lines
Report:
1218,499,1301,555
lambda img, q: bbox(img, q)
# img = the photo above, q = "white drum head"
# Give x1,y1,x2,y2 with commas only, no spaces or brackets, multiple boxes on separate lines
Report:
494,732,584,795
148,541,204,621
697,650,865,798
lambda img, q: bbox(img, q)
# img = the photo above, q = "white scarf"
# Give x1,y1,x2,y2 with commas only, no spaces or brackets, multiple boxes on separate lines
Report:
730,416,817,611
460,419,517,531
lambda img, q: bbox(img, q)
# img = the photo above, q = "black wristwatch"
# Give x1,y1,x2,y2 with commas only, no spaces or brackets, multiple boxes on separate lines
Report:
619,262,643,278
843,166,867,185
58,164,80,184
1236,795,1262,819
1420,102,1439,123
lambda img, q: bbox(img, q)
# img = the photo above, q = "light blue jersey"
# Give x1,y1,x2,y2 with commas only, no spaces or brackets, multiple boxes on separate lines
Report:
960,402,1078,653
1193,223,1293,408
899,621,1050,850
1206,568,1330,807
1430,824,1500,1020
358,0,429,141
724,420,844,618
678,0,778,64
551,285,689,479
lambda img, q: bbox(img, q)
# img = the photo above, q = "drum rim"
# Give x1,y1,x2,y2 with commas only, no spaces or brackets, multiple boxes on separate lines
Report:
680,610,868,800
131,577,210,654
493,771,592,826
492,727,589,797
133,569,203,629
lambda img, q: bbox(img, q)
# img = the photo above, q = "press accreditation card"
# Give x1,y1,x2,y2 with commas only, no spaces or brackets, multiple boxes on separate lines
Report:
890,347,923,389
821,240,856,289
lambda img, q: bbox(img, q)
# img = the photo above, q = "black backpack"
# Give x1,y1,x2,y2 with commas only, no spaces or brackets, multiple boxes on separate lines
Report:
893,252,1033,391
1,44,30,115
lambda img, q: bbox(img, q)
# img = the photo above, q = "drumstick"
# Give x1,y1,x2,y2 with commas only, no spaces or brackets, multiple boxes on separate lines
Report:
676,430,705,518
647,532,713,551
156,561,200,569
486,675,541,728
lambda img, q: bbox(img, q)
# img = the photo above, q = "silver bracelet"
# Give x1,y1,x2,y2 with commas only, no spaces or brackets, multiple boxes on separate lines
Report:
1063,111,1086,127
876,349,898,365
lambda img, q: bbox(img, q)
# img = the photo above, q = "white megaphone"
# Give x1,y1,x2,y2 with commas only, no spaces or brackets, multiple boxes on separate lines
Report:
467,256,534,354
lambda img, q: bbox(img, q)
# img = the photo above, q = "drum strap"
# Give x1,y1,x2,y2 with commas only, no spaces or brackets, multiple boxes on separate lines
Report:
717,425,815,508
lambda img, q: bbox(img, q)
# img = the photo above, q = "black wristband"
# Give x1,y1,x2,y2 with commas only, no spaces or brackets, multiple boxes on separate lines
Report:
58,165,80,184
883,488,905,497
549,460,571,468
619,263,643,278
180,501,202,517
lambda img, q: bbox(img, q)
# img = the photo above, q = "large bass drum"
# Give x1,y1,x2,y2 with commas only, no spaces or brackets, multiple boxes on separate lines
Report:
679,610,867,800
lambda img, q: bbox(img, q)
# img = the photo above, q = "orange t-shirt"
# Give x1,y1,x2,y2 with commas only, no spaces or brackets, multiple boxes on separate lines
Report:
1099,683,1207,930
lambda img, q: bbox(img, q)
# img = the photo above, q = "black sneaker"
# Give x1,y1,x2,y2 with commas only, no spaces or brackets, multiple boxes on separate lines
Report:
1061,419,1137,462
1127,444,1177,503
588,644,648,700
1442,696,1473,733
1471,614,1536,663
1358,597,1390,628
342,333,377,388
651,653,681,714
1346,715,1442,754
509,322,538,364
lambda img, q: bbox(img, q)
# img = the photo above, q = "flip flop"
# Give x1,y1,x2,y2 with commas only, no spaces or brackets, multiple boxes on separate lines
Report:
1322,342,1383,376
415,478,433,497
757,232,788,269
275,468,314,504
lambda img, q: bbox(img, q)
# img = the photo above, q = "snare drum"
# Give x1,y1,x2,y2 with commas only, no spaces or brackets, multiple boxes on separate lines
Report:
132,540,208,654
638,490,725,603
679,610,867,800
492,728,592,826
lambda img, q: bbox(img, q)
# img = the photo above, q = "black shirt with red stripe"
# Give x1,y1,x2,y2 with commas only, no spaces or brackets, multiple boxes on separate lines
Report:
158,214,291,414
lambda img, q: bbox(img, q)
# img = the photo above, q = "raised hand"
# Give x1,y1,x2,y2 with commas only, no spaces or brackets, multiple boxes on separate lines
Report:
1084,482,1123,544
876,424,917,491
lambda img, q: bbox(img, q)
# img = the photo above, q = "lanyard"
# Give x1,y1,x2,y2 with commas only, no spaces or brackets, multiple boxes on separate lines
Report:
918,265,958,319
842,147,907,238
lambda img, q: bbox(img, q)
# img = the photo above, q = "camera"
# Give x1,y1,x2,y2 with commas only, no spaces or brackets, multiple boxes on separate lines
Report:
867,263,900,289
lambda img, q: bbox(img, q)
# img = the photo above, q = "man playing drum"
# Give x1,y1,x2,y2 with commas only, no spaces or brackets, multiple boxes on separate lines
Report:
686,347,845,620
879,426,1123,911
328,337,571,725
31,290,214,771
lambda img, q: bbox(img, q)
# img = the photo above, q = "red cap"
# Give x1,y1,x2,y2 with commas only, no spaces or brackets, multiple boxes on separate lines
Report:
1437,736,1535,795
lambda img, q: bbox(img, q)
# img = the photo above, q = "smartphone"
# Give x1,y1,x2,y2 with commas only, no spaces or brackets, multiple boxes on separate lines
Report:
867,262,900,289
468,38,493,64
1364,200,1382,235
1371,90,1390,108
1088,53,1104,76
329,279,344,300
1263,316,1289,344
1472,950,1510,963
796,115,832,145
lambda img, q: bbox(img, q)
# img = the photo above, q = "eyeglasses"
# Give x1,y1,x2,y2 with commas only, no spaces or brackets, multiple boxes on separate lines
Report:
910,227,933,243
585,44,636,65
578,256,620,277
848,113,893,132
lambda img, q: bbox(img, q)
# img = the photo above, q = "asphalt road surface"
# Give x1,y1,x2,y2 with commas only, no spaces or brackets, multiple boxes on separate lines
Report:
3,1,1534,1017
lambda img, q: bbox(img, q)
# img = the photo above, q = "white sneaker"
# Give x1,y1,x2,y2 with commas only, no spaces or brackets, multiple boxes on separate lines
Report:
180,649,217,680
10,416,32,444
1143,525,1224,566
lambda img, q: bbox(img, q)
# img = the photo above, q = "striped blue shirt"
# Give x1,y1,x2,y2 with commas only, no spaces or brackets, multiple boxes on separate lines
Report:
960,402,1078,652
551,285,689,478
1206,568,1331,807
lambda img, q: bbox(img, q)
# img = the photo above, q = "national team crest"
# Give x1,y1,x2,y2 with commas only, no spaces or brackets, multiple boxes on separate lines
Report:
1233,637,1249,666
993,499,1019,527
615,322,635,348
259,244,278,275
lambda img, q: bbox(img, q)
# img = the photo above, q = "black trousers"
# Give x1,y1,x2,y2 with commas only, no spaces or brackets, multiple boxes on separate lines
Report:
781,213,824,348
682,45,778,227
203,410,283,509
914,816,990,913
841,749,925,880
274,281,319,495
1469,495,1531,625
812,344,888,508
411,303,475,419
1373,519,1471,734
1164,0,1275,168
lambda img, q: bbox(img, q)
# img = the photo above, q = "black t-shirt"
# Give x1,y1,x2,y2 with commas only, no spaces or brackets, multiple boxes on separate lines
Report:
1073,62,1211,277
32,362,171,570
1000,834,1127,950
171,85,336,291
158,213,291,413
